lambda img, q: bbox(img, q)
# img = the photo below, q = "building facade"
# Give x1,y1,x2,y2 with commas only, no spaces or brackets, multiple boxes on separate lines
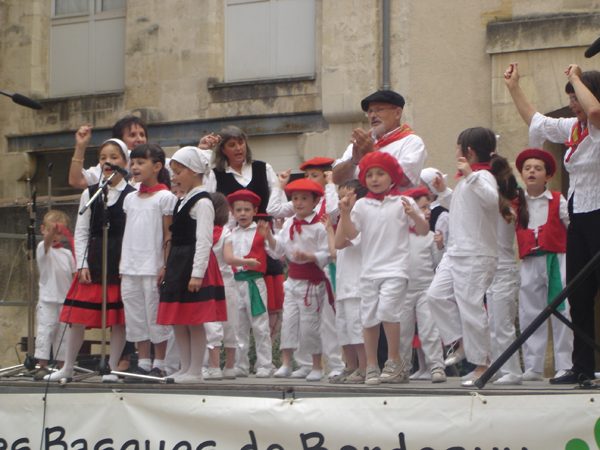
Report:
0,0,599,367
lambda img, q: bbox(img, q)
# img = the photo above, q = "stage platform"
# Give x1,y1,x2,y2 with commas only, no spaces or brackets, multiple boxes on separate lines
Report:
2,374,600,449
0,372,593,397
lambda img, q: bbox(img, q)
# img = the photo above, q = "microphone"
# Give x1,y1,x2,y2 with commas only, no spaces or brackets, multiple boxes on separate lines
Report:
103,162,132,180
0,90,43,110
585,36,600,58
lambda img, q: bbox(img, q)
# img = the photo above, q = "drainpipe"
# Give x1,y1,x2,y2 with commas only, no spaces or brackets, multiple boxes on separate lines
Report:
381,0,391,90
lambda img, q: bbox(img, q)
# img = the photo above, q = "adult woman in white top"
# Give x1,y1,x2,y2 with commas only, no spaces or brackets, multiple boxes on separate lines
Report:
505,62,600,384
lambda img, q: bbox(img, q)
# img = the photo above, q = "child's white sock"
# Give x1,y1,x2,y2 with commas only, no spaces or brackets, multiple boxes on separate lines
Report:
138,358,152,371
152,359,166,372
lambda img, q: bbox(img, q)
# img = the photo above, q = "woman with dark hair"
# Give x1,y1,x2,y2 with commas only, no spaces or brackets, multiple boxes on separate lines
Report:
505,62,600,384
206,126,284,345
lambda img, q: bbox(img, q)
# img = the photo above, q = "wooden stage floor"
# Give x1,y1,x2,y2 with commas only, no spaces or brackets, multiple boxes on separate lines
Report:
0,372,594,398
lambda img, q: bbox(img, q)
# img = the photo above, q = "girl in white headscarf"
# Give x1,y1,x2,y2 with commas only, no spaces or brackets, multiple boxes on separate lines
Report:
157,147,226,384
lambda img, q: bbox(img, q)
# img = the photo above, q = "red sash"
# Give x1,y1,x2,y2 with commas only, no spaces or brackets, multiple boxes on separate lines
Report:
213,225,223,246
139,183,169,194
374,125,415,150
454,162,492,179
564,122,589,163
288,262,335,310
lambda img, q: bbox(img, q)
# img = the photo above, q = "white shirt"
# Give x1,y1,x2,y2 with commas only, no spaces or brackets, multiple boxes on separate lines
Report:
496,212,518,269
120,190,177,276
266,184,340,224
266,212,332,270
37,242,76,303
178,186,215,279
334,129,427,189
350,195,417,280
230,222,265,271
213,228,235,287
336,234,362,301
529,112,600,213
74,179,131,270
437,170,499,258
407,231,444,292
525,189,569,236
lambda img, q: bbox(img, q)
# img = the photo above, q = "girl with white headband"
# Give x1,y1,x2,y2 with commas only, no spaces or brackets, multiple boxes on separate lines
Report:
157,147,226,384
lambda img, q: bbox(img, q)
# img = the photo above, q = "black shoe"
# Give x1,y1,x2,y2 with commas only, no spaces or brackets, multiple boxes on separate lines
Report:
144,367,166,383
549,369,592,385
122,366,150,383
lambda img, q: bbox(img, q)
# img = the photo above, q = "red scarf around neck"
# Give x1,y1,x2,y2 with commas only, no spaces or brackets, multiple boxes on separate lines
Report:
366,186,402,201
55,223,76,266
139,183,169,194
290,213,319,240
373,124,415,150
454,162,492,179
564,121,589,163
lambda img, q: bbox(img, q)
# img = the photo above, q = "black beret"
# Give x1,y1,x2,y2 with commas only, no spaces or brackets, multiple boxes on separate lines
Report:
360,90,405,111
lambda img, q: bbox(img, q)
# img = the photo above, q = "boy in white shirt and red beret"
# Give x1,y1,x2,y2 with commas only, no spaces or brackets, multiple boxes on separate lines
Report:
337,151,429,385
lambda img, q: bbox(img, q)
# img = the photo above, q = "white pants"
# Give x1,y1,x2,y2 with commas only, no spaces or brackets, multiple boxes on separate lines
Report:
205,284,239,348
335,297,364,346
281,278,326,356
359,277,407,328
519,254,573,372
235,278,272,373
486,265,523,377
399,290,444,372
427,255,497,366
293,269,345,372
121,275,171,343
35,301,67,361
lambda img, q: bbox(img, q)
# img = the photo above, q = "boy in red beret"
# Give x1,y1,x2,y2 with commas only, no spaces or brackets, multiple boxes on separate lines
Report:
515,149,573,382
266,156,345,379
337,152,429,385
258,178,334,381
227,189,273,378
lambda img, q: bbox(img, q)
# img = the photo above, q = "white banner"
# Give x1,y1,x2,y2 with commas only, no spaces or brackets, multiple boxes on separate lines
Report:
0,392,599,450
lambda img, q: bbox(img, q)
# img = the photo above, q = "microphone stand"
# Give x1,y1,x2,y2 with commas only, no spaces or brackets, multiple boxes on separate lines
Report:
47,163,53,210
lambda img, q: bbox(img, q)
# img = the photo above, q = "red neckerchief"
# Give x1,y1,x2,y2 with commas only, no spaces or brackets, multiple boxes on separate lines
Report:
565,122,589,163
373,124,415,150
290,214,319,240
55,223,76,266
454,162,492,179
408,227,419,235
365,186,403,201
139,183,169,194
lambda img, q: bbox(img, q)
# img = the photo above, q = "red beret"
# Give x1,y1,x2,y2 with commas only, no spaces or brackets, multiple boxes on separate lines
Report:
402,187,430,200
253,213,272,221
358,151,404,188
284,178,325,197
226,189,262,208
300,157,335,171
515,149,556,176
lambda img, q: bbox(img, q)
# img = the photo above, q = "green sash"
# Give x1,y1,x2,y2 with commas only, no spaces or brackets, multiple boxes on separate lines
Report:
531,250,565,311
234,271,266,317
328,261,336,293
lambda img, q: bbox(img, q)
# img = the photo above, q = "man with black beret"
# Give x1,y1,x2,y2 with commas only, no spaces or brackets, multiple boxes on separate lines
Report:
332,90,426,189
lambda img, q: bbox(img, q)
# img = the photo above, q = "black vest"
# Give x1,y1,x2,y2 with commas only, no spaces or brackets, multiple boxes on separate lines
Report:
86,183,136,284
170,192,212,246
213,160,270,214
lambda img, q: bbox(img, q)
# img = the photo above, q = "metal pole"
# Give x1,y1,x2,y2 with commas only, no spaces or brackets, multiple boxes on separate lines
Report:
381,0,391,90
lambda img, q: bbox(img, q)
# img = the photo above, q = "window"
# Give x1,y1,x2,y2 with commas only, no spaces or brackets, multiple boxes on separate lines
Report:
50,0,126,97
225,0,316,82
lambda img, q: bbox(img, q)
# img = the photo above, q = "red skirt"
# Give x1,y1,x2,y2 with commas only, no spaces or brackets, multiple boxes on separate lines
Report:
158,245,226,326
60,278,125,328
